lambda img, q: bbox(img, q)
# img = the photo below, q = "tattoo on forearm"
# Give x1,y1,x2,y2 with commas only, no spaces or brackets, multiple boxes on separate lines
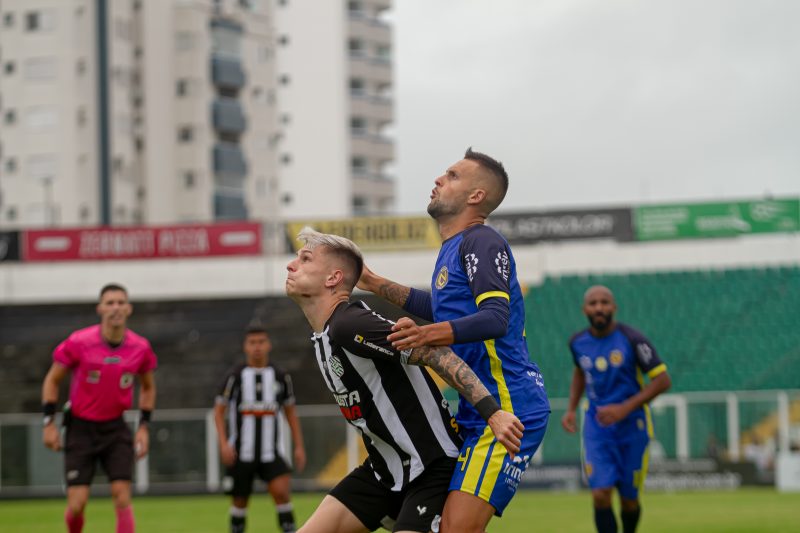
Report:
377,281,410,307
409,346,490,406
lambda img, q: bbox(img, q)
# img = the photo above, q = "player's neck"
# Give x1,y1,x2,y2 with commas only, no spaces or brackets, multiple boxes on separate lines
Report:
101,324,126,344
300,293,349,333
437,212,485,241
590,321,617,338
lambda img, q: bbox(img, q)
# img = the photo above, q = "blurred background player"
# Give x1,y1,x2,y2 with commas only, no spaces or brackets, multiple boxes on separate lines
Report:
286,227,523,533
41,283,157,533
358,148,550,532
561,285,671,533
214,324,307,533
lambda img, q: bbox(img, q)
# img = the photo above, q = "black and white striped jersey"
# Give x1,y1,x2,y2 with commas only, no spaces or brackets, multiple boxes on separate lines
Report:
216,363,295,463
311,300,462,491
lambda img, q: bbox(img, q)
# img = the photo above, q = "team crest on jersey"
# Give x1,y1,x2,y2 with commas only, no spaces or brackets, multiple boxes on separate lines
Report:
119,372,134,389
494,250,510,281
435,266,448,289
579,356,593,370
87,370,101,384
595,356,608,372
609,350,624,367
329,356,344,377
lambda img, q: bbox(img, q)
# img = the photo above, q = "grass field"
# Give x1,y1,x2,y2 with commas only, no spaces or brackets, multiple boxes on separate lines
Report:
1,488,798,532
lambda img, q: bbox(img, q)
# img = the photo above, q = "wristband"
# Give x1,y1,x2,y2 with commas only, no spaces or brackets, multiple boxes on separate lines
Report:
474,395,501,422
139,409,152,425
43,402,57,417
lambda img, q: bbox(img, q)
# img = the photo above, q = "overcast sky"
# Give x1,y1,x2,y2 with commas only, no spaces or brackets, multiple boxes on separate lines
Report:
390,0,800,215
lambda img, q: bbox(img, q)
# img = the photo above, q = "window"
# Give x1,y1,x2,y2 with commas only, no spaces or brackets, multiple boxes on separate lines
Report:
376,44,391,61
278,74,290,86
7,207,18,221
280,153,292,165
183,171,195,188
25,105,58,131
4,158,17,173
350,78,365,95
178,126,193,142
175,32,195,52
80,206,90,222
24,57,57,80
352,196,368,214
4,109,16,125
25,10,56,32
76,58,86,75
176,78,190,96
211,25,241,59
277,35,289,46
351,156,368,174
4,61,16,75
77,107,87,126
280,113,290,125
348,38,364,56
3,13,14,27
26,154,57,180
350,117,367,134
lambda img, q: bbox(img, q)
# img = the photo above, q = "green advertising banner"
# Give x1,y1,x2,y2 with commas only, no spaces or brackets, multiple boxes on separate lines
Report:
635,199,800,241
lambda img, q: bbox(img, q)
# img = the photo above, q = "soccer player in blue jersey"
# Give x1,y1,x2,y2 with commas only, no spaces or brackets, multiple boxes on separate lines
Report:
358,148,550,533
561,285,671,533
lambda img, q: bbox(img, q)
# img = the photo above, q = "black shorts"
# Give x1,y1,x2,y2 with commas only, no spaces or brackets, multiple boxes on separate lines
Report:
329,456,456,533
223,457,292,498
64,416,133,486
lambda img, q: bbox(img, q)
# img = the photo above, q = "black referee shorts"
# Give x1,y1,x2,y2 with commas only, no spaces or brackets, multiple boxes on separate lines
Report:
330,456,456,533
64,416,134,486
223,456,292,498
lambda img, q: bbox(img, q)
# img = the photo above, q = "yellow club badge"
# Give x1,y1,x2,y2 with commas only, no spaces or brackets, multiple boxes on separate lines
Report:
435,265,448,289
610,350,624,367
595,356,608,372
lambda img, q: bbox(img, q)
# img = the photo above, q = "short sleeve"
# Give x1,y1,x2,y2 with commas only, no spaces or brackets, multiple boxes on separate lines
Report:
280,371,296,406
619,324,667,378
459,227,512,306
216,366,240,405
53,336,79,369
139,342,158,374
330,303,411,364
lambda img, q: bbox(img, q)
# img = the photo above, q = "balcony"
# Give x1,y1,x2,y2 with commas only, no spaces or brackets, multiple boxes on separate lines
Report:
213,142,247,179
212,98,247,135
348,13,391,44
214,190,248,221
348,54,392,85
211,56,246,91
350,93,392,123
350,132,394,161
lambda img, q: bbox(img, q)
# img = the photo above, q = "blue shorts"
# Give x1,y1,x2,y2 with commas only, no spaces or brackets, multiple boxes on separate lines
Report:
449,413,548,516
583,421,650,500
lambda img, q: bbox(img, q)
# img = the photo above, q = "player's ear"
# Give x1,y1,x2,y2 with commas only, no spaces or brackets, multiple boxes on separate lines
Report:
467,187,487,206
325,269,344,289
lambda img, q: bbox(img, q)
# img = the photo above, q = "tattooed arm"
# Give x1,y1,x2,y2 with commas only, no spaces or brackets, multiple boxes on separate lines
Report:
357,263,411,307
408,344,525,456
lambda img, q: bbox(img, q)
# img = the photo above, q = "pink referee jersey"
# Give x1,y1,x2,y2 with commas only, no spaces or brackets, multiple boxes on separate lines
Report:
53,325,157,422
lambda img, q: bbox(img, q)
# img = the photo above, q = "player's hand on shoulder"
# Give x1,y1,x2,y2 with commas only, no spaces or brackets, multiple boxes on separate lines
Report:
388,317,424,350
487,410,524,459
561,410,577,433
42,423,61,451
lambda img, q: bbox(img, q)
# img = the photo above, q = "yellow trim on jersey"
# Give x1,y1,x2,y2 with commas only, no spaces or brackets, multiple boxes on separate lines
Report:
647,363,667,379
475,291,509,306
477,436,507,501
634,441,651,492
461,425,495,494
485,339,514,413
643,403,654,438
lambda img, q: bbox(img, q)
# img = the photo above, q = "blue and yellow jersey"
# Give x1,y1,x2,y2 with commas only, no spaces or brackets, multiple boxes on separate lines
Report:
432,225,549,429
569,323,667,438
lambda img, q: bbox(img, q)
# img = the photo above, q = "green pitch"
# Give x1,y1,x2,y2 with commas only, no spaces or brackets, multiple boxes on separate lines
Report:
0,488,798,532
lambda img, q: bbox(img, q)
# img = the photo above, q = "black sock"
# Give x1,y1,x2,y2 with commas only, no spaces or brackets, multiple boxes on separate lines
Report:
276,502,296,533
230,507,246,533
621,506,641,533
594,507,618,533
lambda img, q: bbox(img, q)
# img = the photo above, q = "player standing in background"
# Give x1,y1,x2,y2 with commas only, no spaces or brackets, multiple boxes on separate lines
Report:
41,283,157,533
561,285,671,533
214,324,306,533
358,148,550,532
286,227,523,533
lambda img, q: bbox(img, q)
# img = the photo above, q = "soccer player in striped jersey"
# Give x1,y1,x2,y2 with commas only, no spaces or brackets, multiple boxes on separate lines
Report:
41,283,157,533
214,324,306,533
561,285,671,533
358,148,550,532
286,228,523,533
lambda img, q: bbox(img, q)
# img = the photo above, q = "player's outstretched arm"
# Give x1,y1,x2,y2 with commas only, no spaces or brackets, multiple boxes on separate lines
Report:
41,362,69,451
408,345,524,457
357,263,411,308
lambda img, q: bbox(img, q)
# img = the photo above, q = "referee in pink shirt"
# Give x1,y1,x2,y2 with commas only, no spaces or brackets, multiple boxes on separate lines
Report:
41,283,157,533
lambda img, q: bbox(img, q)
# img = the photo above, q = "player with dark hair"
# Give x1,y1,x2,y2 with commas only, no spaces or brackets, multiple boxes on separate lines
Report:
215,324,306,533
562,285,671,533
358,148,550,532
286,227,523,533
41,283,157,533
